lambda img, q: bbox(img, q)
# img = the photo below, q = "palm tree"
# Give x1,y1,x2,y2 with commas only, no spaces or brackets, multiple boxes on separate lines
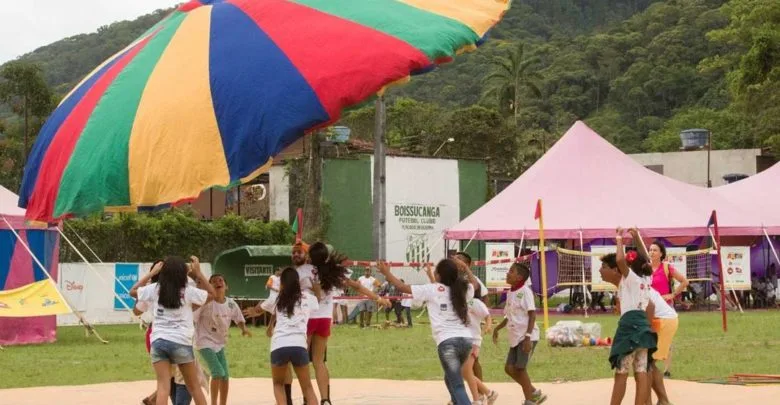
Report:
481,43,543,125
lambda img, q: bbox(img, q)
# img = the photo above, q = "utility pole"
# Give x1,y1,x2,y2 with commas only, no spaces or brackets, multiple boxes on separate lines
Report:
373,96,387,261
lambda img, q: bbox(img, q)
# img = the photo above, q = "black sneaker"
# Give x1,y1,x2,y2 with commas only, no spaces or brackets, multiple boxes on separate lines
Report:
664,371,671,378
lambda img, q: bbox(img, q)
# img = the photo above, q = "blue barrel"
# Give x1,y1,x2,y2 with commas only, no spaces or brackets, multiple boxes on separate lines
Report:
679,129,709,148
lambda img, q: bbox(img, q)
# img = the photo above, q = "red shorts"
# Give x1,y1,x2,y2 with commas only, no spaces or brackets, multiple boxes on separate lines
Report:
145,325,152,353
307,318,332,338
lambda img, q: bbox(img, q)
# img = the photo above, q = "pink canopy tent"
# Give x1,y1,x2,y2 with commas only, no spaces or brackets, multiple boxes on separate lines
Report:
0,185,61,345
712,162,780,234
446,121,770,240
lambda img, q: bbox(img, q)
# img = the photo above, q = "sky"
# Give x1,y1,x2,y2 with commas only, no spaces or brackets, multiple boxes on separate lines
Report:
0,1,177,63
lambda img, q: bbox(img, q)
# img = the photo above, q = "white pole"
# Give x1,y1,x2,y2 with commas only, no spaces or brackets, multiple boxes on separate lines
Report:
579,229,589,318
516,230,526,260
1,217,108,343
65,221,104,263
763,228,780,265
57,228,140,321
462,230,478,252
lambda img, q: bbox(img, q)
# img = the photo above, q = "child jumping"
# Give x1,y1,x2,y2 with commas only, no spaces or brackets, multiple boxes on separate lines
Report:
195,274,252,405
599,228,657,405
130,256,215,405
492,262,546,405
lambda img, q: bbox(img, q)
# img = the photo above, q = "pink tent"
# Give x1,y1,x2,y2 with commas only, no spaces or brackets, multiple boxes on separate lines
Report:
1,185,61,345
712,162,780,234
445,121,770,240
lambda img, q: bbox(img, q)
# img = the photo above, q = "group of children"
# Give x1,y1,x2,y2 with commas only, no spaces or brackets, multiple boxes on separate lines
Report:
128,228,684,405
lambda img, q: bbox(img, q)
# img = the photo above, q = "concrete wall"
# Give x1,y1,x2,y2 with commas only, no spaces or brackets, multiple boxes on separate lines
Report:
629,149,762,187
57,262,212,326
269,165,290,222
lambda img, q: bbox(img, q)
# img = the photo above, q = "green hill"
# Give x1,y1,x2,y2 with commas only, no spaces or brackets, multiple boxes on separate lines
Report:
3,0,779,165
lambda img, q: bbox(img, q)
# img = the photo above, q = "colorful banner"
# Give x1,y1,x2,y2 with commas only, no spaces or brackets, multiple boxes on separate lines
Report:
485,243,514,288
114,264,138,310
0,279,71,317
721,246,751,290
589,246,620,292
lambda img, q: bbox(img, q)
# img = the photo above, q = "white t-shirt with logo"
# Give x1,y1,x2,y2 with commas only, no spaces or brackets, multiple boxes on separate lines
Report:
137,283,209,346
467,298,490,347
411,283,472,345
261,292,319,351
504,284,540,347
618,271,651,315
194,298,246,351
648,288,677,319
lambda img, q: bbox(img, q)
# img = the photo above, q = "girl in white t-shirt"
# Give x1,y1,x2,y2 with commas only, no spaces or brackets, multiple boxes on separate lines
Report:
379,259,474,405
258,267,319,405
599,229,656,405
307,242,390,405
130,256,215,405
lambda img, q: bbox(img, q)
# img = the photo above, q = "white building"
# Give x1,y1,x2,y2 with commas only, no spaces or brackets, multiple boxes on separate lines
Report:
629,149,774,187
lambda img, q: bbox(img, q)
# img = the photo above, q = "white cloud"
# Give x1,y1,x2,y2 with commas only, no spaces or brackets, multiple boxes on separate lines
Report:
0,0,177,63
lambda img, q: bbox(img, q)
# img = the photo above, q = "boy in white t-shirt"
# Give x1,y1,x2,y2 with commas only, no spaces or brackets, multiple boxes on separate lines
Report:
194,274,251,405
647,288,676,405
356,268,380,328
492,262,546,405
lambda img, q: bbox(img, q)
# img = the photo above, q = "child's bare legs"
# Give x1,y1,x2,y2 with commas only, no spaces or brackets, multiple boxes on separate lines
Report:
504,365,535,399
462,352,480,400
152,361,173,405
272,366,290,405
218,380,229,405
178,361,208,405
649,363,670,404
310,335,331,401
473,356,484,380
610,373,628,405
293,364,318,405
634,371,650,405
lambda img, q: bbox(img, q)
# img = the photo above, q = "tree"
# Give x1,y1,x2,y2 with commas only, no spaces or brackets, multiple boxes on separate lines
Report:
481,42,543,125
0,62,54,166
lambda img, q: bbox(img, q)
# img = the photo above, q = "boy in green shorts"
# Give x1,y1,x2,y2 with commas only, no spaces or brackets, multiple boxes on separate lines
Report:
195,274,252,405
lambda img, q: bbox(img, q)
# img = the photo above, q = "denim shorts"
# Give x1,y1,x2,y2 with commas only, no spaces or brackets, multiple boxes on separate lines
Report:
150,338,195,365
270,347,309,367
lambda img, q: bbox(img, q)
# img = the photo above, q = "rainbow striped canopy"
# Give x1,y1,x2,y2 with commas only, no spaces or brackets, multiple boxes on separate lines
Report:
19,0,509,223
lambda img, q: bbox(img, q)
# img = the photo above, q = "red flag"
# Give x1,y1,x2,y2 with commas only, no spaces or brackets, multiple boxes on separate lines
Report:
707,210,717,228
534,199,542,220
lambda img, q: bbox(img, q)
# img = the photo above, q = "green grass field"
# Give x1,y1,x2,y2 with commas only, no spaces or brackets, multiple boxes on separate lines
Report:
2,310,779,389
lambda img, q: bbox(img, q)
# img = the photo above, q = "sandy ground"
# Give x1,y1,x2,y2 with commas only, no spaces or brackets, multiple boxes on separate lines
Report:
3,378,778,405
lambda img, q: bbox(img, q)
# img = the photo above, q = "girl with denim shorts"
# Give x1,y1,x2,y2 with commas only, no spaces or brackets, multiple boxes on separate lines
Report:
131,256,214,405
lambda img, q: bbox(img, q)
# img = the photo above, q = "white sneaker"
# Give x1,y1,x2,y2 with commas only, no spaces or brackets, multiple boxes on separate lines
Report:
483,390,499,405
472,400,485,405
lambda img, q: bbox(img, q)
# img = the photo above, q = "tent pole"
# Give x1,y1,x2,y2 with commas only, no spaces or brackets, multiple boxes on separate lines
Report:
579,229,589,318
64,221,104,263
1,216,108,343
708,228,743,313
57,227,141,322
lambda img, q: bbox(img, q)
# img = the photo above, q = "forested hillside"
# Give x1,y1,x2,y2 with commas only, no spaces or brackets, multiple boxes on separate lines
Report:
2,0,778,188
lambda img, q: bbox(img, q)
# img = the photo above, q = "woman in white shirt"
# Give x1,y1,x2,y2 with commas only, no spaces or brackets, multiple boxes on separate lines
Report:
260,267,320,405
130,256,215,405
379,259,474,405
307,242,390,405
